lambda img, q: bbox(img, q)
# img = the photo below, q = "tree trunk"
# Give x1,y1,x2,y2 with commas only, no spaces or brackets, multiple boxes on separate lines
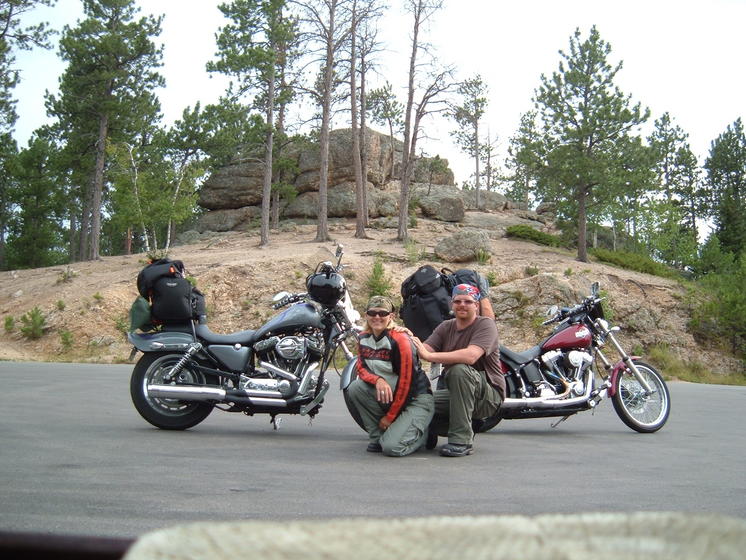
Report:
397,3,420,242
474,122,481,208
260,60,276,248
351,1,366,239
315,1,336,243
359,51,369,227
77,188,91,262
89,112,109,261
577,186,588,262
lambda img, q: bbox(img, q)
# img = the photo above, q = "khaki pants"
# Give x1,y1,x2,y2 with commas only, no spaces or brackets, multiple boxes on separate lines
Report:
431,363,501,445
346,379,435,457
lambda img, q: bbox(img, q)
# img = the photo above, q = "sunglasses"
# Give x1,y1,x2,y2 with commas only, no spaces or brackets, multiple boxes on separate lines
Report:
366,310,392,318
452,299,476,306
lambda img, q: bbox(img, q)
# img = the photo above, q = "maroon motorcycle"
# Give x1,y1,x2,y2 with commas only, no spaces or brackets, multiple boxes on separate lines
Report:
478,281,670,433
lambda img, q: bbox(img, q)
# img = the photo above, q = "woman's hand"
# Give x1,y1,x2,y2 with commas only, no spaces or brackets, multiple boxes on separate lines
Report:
375,378,392,404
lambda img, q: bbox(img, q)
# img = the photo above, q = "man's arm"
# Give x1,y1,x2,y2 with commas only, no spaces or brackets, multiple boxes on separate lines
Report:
412,338,485,366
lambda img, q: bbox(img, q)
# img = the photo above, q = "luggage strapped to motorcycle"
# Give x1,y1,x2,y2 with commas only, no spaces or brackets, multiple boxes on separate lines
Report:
400,265,484,340
131,258,206,331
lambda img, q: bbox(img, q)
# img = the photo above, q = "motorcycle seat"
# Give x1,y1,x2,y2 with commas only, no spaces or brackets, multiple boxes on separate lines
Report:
500,344,541,365
195,324,257,345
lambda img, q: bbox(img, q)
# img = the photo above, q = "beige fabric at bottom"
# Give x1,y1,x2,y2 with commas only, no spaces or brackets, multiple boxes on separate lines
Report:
124,512,746,560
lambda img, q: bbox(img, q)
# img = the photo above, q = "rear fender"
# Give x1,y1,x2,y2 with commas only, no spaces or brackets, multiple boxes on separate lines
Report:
608,356,641,397
339,357,358,390
127,331,195,353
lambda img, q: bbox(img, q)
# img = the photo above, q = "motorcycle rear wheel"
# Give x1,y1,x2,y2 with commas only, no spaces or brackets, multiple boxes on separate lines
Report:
130,352,216,430
611,360,670,433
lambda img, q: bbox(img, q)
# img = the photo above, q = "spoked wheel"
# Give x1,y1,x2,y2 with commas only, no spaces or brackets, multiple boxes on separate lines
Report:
612,360,670,433
130,352,216,430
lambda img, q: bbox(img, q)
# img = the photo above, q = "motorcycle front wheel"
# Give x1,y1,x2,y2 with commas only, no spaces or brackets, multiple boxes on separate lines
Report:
611,360,670,433
130,352,216,430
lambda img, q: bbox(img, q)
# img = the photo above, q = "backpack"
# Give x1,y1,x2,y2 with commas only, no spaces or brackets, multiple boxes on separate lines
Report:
442,267,482,294
400,265,453,340
136,258,186,298
133,258,205,327
400,265,483,341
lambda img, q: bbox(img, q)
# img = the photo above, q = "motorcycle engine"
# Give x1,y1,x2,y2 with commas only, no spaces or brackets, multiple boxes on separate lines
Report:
254,333,323,376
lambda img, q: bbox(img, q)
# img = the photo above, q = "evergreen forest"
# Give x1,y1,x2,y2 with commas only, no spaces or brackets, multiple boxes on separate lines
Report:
1,1,744,364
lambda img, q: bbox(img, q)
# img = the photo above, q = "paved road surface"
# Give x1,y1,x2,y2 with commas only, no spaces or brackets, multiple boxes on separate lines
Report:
0,362,743,539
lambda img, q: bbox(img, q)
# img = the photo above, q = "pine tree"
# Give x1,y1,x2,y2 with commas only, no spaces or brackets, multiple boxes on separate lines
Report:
704,118,746,258
532,26,649,262
449,74,488,208
5,135,66,268
46,0,164,261
209,0,298,247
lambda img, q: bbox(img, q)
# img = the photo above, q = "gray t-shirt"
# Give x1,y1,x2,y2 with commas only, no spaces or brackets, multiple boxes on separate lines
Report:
425,316,505,398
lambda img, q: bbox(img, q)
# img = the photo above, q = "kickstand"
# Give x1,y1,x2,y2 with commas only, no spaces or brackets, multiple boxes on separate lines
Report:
551,415,571,429
270,415,282,431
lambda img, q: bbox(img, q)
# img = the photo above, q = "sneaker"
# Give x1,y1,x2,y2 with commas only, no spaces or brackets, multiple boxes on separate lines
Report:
439,443,474,457
366,442,382,453
425,428,438,450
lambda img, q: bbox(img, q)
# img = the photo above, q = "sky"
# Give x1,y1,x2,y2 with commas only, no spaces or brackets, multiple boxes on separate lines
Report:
12,0,746,185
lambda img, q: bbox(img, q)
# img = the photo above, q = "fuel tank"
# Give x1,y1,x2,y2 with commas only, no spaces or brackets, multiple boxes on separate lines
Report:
541,324,592,351
254,303,323,339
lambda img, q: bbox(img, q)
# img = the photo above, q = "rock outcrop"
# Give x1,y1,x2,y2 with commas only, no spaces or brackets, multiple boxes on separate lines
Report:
196,128,456,229
193,128,558,233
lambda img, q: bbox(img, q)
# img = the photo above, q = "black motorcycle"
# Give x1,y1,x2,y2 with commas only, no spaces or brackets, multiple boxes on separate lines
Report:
128,245,359,430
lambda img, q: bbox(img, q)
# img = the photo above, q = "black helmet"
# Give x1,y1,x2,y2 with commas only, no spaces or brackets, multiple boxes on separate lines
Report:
306,269,346,306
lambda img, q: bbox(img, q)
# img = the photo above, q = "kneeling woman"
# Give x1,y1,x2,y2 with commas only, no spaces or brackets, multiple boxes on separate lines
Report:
346,296,434,456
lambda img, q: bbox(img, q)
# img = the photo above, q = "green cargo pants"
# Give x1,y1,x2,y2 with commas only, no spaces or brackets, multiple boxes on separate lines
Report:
346,378,435,457
431,363,501,445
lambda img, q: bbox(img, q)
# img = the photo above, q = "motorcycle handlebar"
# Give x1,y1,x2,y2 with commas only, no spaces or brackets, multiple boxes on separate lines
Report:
271,293,307,309
542,295,601,325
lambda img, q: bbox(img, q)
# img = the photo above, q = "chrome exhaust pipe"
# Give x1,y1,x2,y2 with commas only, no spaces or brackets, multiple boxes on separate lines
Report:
500,371,594,409
147,384,286,405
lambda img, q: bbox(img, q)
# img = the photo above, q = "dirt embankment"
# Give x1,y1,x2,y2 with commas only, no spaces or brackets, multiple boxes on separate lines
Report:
0,217,740,374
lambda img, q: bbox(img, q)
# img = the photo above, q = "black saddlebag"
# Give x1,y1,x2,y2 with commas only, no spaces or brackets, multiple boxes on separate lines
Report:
151,277,198,324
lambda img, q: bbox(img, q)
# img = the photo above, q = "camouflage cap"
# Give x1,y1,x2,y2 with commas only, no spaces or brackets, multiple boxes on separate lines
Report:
366,295,394,312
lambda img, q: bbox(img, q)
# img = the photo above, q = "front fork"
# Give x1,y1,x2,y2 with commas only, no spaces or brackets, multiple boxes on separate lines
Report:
594,328,653,396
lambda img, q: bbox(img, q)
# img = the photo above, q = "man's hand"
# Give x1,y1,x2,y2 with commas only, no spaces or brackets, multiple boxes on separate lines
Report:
378,416,392,431
412,336,433,362
390,324,412,336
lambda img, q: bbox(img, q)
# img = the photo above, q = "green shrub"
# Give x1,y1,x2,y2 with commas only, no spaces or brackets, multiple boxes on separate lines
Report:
56,300,66,311
4,315,15,333
146,249,169,261
20,307,46,340
590,248,679,279
93,292,104,302
506,225,562,247
475,247,491,264
647,344,745,385
114,314,129,335
404,239,425,264
59,329,74,352
56,266,77,284
366,259,392,298
486,270,498,287
525,265,539,276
